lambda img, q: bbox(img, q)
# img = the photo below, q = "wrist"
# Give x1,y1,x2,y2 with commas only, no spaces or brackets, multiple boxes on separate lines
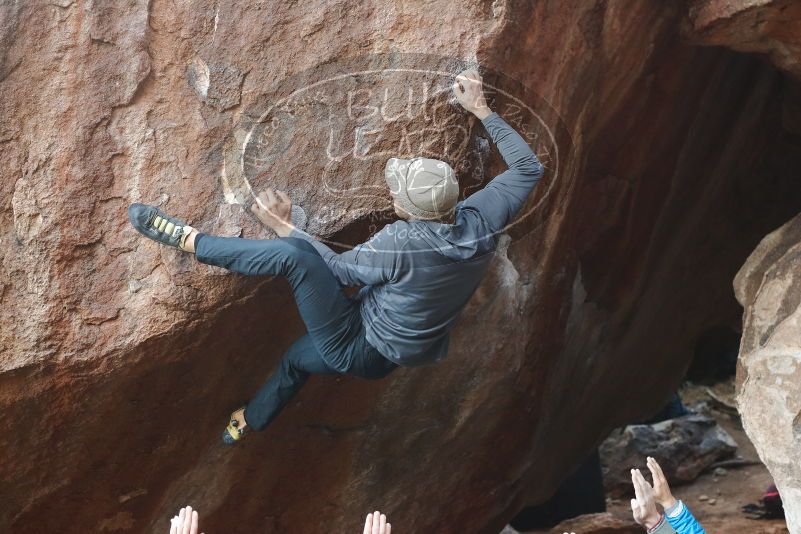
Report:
273,221,295,238
660,496,677,510
472,107,492,121
644,512,663,531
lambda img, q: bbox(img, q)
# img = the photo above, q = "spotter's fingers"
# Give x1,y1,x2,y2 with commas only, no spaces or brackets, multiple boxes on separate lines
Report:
649,457,668,484
631,469,645,502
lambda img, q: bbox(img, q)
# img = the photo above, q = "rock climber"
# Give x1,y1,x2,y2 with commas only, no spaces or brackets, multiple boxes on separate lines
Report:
128,68,544,445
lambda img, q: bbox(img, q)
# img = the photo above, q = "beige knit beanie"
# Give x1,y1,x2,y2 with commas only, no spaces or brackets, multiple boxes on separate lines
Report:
384,157,459,220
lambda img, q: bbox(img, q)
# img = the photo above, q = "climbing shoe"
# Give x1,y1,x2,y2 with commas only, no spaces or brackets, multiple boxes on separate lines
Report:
128,203,195,251
222,406,249,446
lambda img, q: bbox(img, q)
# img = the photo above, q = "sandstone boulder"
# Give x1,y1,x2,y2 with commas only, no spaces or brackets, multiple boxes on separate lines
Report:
735,213,801,533
686,0,801,80
2,1,801,533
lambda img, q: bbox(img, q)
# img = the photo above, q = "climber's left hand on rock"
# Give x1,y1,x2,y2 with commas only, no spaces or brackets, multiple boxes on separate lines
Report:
251,187,294,237
453,68,491,120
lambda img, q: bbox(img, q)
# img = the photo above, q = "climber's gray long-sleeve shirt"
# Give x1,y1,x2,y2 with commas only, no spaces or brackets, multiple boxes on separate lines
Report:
289,112,544,366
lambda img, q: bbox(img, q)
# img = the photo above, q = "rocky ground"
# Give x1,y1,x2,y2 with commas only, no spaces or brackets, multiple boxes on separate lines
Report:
520,379,789,534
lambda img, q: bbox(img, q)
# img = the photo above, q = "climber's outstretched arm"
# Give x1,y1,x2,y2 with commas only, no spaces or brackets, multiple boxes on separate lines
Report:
453,69,544,233
462,112,544,232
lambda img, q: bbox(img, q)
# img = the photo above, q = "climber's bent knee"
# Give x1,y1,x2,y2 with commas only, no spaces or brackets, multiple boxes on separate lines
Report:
274,237,326,273
280,236,321,257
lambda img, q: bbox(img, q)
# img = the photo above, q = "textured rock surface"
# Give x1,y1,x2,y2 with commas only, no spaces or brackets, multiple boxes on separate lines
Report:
2,1,801,533
686,0,801,79
735,213,801,533
600,407,737,498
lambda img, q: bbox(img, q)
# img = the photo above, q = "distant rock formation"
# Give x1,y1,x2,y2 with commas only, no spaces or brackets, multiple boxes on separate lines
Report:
735,213,801,533
601,407,737,498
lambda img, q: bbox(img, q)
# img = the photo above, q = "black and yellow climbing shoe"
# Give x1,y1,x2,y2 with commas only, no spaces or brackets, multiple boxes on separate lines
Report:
128,203,195,251
222,406,249,446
